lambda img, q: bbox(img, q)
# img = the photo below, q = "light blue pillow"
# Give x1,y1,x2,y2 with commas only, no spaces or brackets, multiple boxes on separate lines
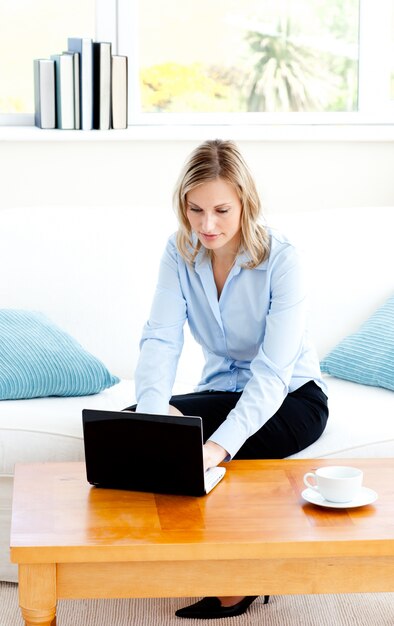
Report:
0,309,120,400
320,296,394,391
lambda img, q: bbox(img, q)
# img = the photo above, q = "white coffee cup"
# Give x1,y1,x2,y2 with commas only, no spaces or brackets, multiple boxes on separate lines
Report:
303,466,363,503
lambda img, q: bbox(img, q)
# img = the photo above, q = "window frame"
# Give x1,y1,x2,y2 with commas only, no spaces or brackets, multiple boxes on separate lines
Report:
358,0,393,113
1,0,394,127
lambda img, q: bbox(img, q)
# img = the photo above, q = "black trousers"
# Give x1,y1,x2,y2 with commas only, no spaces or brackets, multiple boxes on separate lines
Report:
126,381,328,459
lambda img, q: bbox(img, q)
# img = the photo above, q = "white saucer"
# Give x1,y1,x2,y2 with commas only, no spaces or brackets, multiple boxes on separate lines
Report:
301,486,378,509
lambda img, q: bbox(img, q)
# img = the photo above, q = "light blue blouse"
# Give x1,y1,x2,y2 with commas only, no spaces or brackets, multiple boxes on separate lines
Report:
135,229,326,459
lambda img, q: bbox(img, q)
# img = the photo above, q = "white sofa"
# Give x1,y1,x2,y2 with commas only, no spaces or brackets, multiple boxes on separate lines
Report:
1,204,393,582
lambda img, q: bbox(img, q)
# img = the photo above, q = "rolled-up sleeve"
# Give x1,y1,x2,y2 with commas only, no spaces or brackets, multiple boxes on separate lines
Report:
135,237,187,414
209,245,308,458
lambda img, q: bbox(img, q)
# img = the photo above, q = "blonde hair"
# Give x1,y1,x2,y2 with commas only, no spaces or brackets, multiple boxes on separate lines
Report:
173,139,270,268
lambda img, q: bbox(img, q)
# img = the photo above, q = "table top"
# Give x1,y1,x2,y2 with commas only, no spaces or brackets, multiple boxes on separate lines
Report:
10,459,394,564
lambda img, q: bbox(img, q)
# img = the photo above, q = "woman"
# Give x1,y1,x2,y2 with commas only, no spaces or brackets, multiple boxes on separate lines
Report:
129,139,328,619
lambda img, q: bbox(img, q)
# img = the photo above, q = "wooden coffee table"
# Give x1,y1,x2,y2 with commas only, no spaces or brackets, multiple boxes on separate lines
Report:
10,459,394,626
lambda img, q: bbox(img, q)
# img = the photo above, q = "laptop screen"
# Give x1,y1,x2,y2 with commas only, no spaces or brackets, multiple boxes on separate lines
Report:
82,410,207,496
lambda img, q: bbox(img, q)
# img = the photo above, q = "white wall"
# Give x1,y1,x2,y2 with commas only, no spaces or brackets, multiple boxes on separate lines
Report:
1,138,394,215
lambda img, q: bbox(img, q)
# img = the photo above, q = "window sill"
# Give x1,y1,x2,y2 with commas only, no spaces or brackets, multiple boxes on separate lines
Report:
1,123,394,142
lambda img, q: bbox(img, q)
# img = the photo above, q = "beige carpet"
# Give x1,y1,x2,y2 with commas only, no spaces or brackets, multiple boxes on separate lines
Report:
1,583,393,625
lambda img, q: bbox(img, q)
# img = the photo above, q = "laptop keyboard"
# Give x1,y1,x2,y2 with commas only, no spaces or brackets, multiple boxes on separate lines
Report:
204,466,226,493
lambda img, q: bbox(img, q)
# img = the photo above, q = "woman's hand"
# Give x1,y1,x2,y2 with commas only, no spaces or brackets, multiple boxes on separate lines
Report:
203,440,228,471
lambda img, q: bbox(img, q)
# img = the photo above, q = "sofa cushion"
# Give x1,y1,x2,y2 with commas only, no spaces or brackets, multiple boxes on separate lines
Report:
0,380,133,475
0,378,194,475
320,296,394,391
0,309,119,400
267,207,394,359
0,376,393,478
289,375,394,459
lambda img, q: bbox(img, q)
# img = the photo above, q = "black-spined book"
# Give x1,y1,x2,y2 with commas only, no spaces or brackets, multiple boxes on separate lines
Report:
67,38,93,130
51,53,75,129
93,42,112,130
111,55,128,129
34,59,56,129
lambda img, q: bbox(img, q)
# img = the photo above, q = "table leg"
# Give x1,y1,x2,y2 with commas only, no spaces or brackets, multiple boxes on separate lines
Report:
18,563,57,626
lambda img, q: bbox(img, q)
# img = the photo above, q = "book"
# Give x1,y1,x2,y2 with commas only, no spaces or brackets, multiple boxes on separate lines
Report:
51,53,75,129
67,38,93,130
33,59,56,129
111,55,128,129
92,42,112,130
63,51,80,130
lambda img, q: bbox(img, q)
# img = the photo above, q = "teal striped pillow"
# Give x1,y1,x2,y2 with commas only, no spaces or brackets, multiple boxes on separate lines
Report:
0,309,120,400
320,296,394,391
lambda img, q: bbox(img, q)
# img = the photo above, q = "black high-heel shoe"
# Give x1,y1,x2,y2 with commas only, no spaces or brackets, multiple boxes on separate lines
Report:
175,595,269,619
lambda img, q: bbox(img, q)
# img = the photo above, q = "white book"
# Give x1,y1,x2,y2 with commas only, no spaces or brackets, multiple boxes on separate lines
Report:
33,59,56,129
93,42,112,130
111,55,128,129
68,38,93,130
64,51,80,129
51,53,75,129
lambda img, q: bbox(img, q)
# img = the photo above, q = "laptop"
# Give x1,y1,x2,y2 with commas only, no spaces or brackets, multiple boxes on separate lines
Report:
82,409,226,497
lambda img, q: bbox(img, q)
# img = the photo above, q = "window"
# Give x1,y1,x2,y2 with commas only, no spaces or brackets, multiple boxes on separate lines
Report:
389,1,394,101
391,2,394,99
118,0,394,123
137,0,359,114
1,0,394,125
0,0,95,117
